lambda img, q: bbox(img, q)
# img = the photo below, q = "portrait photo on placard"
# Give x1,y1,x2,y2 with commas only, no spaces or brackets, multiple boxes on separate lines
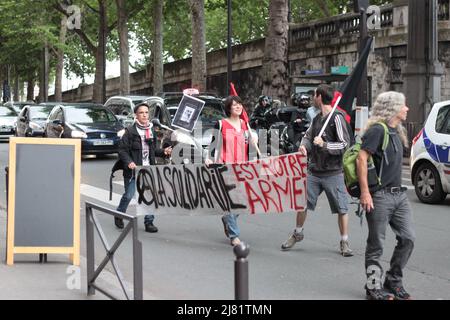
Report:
171,94,205,132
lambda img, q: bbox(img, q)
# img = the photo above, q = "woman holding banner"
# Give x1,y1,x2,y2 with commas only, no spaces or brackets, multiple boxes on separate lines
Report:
205,95,258,246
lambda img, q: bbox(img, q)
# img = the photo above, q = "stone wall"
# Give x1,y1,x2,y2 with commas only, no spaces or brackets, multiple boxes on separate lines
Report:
53,1,450,113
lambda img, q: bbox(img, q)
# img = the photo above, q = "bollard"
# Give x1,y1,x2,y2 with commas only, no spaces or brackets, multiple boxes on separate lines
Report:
234,242,249,300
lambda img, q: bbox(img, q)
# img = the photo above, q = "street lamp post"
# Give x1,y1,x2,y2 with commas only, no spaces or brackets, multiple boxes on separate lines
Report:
355,0,369,108
354,0,369,137
227,0,232,95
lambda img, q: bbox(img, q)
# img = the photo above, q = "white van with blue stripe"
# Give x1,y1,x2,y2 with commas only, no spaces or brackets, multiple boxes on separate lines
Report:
411,101,450,204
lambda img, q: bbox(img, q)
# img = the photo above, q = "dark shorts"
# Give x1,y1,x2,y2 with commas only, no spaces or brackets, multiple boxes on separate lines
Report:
307,173,348,214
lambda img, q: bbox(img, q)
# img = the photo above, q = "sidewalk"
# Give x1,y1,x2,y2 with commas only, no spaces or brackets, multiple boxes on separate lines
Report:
0,207,150,300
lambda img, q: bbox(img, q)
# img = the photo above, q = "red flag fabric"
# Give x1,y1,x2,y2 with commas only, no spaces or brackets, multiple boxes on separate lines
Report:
230,82,238,96
230,82,249,123
240,108,250,123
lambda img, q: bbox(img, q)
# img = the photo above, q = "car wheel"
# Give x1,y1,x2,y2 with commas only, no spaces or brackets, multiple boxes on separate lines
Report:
414,162,447,204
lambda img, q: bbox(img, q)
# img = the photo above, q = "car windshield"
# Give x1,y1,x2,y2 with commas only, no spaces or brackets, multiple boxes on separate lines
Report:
30,106,54,120
198,103,225,124
65,107,117,123
0,106,17,117
108,103,131,116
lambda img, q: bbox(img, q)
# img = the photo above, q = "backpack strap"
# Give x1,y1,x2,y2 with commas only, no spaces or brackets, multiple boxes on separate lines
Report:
375,122,390,184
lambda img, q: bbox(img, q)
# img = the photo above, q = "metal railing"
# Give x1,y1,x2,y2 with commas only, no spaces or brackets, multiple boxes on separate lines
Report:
290,1,450,47
85,201,143,300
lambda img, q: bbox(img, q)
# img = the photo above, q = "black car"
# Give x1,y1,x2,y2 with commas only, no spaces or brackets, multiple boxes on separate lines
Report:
44,103,124,155
15,105,54,137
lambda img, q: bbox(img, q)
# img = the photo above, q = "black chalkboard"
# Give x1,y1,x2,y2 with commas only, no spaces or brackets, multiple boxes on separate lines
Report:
7,138,81,265
14,144,74,246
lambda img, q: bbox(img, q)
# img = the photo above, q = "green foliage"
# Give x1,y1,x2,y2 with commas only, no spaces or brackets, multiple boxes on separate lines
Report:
1,0,394,84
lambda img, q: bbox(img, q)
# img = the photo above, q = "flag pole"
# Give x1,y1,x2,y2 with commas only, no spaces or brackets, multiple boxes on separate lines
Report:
318,94,342,138
245,116,262,158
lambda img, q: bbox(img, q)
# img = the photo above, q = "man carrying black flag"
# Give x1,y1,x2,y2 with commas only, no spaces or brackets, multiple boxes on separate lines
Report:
280,36,373,256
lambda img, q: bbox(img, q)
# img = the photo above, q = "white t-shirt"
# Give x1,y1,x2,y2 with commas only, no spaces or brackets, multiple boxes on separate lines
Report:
135,125,153,166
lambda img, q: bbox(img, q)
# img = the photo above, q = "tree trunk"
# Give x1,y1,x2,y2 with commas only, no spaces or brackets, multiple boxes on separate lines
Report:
55,15,67,102
39,44,49,103
93,0,107,103
153,0,164,95
14,71,20,101
262,0,289,101
189,0,206,91
116,0,130,95
27,76,35,102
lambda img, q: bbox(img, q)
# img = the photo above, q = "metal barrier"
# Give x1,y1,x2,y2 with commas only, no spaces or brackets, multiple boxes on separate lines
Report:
234,242,250,300
85,201,143,300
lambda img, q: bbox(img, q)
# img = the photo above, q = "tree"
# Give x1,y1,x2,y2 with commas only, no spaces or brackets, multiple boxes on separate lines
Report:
188,0,206,91
55,15,68,101
152,0,164,94
262,0,289,101
116,0,130,95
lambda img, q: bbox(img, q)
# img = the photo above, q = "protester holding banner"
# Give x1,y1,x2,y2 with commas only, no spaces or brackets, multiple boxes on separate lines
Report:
281,84,353,257
205,95,257,246
357,91,414,300
114,102,172,232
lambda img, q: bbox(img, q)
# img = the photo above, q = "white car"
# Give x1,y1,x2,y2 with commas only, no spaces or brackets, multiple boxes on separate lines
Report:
410,100,450,203
104,95,164,126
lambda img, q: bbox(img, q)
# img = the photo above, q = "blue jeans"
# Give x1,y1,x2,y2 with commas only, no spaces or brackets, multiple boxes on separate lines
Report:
222,214,240,239
116,177,154,225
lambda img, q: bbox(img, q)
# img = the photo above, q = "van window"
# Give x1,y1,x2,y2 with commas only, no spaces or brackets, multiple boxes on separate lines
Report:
106,99,132,116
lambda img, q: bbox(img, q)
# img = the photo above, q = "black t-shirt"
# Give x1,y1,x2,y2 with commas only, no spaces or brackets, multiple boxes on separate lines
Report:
361,123,403,189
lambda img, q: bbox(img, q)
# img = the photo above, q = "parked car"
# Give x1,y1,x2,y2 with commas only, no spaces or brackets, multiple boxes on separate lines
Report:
104,95,156,126
3,101,35,113
44,103,124,155
0,105,18,141
15,105,54,137
410,100,450,203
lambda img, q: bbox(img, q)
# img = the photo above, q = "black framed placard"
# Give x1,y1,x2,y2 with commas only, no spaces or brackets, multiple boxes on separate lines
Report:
6,137,81,265
171,94,205,132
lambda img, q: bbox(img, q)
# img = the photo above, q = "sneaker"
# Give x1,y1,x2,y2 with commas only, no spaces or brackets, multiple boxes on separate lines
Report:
230,237,241,246
340,240,354,257
221,216,229,238
114,217,124,229
145,222,158,233
281,230,304,250
384,283,412,300
365,287,394,300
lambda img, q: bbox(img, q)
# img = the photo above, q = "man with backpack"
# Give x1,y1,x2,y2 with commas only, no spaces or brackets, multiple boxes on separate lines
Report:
281,84,353,257
356,91,415,300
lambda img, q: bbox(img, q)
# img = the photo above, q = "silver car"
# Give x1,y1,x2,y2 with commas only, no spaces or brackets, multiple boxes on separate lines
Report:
0,105,18,141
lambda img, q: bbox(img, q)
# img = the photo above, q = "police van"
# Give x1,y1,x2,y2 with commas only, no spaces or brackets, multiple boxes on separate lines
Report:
410,101,450,203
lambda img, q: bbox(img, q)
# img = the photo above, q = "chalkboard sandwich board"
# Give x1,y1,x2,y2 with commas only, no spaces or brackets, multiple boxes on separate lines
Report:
6,137,81,265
